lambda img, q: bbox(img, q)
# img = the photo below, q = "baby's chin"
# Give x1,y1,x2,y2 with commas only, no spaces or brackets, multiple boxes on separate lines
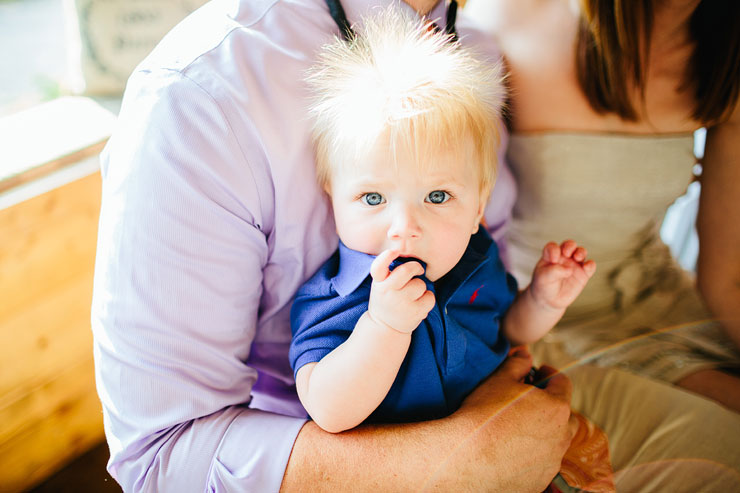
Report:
423,263,453,282
424,268,445,283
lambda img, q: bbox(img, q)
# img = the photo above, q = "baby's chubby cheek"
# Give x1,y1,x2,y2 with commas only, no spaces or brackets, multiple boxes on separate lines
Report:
425,236,475,281
333,221,383,256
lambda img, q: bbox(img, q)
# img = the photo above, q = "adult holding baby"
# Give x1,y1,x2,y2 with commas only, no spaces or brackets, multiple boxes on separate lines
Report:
92,0,576,491
465,0,740,489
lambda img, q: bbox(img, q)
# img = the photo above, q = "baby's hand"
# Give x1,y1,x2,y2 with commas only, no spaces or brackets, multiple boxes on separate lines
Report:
367,249,435,334
530,240,596,310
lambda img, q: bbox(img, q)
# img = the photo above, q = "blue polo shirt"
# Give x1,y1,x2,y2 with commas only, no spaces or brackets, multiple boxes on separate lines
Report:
289,226,517,422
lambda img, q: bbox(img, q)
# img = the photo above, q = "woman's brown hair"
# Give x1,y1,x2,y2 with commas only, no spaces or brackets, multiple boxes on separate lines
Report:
575,0,740,125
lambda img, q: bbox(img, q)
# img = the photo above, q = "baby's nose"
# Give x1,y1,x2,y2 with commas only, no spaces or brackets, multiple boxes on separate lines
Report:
387,207,421,241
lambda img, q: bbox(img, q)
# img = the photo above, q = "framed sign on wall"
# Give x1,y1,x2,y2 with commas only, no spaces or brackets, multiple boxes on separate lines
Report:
68,0,208,95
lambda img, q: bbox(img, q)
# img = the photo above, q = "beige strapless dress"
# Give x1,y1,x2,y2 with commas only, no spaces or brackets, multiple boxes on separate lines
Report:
507,132,740,383
505,133,740,491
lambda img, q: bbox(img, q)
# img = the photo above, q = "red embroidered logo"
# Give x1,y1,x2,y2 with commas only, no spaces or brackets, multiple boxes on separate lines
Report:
468,285,484,304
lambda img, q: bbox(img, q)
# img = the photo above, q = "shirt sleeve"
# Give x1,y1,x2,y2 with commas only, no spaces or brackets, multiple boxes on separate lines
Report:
289,276,368,378
91,67,304,492
456,16,517,267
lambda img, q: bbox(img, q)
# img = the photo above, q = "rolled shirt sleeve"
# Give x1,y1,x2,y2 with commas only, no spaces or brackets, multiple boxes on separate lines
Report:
454,13,518,265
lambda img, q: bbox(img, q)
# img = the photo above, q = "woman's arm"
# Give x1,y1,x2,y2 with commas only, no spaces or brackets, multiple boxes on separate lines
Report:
696,105,740,349
284,349,577,492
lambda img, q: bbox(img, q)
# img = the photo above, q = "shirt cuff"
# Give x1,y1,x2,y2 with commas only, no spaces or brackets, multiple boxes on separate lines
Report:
207,408,306,492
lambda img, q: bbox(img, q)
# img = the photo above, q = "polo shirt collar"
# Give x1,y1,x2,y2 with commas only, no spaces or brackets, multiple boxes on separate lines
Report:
332,241,376,297
332,241,431,297
331,227,492,300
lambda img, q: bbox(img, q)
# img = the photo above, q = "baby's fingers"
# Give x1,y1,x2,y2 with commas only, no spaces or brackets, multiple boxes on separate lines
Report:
582,259,597,278
572,246,588,263
370,249,399,282
542,242,561,264
385,261,425,290
565,258,596,287
560,240,578,258
402,277,429,301
416,290,436,316
538,262,573,281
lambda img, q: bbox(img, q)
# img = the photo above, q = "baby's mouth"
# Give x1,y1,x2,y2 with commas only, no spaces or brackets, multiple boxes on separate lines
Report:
389,256,427,275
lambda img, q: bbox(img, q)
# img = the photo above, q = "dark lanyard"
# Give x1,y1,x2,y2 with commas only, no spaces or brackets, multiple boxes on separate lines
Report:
324,0,458,41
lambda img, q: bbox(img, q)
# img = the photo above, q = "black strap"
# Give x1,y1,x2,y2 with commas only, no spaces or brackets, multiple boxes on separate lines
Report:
324,0,458,42
446,0,458,40
325,0,354,41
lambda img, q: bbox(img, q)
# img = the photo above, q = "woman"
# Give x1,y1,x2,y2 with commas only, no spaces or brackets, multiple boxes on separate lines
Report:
465,0,740,489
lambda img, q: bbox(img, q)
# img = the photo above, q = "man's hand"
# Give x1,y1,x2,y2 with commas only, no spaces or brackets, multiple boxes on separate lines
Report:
531,240,596,310
284,348,577,492
429,348,577,491
367,249,436,333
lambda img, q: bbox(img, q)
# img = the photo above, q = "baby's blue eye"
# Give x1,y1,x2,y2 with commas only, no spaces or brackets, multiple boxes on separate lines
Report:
362,192,385,206
426,190,450,204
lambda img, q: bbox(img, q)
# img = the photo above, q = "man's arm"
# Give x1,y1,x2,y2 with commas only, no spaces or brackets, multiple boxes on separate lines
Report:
283,349,576,492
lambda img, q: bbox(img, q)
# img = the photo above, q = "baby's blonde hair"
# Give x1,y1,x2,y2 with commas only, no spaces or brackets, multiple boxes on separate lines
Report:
306,5,505,196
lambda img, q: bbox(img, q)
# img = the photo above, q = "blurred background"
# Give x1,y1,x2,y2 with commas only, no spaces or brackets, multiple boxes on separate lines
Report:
0,0,68,117
0,1,702,491
1,1,205,491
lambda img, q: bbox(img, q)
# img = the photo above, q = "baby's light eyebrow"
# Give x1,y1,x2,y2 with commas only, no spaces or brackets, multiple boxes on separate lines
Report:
343,177,390,191
423,173,465,188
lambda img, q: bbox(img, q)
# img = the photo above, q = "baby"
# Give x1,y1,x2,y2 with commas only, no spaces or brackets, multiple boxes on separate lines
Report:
289,8,596,433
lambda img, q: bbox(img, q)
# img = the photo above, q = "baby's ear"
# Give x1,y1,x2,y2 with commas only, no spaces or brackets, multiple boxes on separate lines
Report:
475,186,491,226
473,207,486,234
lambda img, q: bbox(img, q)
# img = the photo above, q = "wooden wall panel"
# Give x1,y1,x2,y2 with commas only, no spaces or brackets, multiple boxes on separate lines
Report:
0,171,105,492
0,360,103,492
0,172,101,318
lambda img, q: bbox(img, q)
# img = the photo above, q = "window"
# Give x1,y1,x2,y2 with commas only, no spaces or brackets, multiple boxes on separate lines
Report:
0,0,69,117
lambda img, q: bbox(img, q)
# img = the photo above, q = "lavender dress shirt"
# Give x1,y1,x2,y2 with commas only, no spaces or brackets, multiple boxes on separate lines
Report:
91,0,516,491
